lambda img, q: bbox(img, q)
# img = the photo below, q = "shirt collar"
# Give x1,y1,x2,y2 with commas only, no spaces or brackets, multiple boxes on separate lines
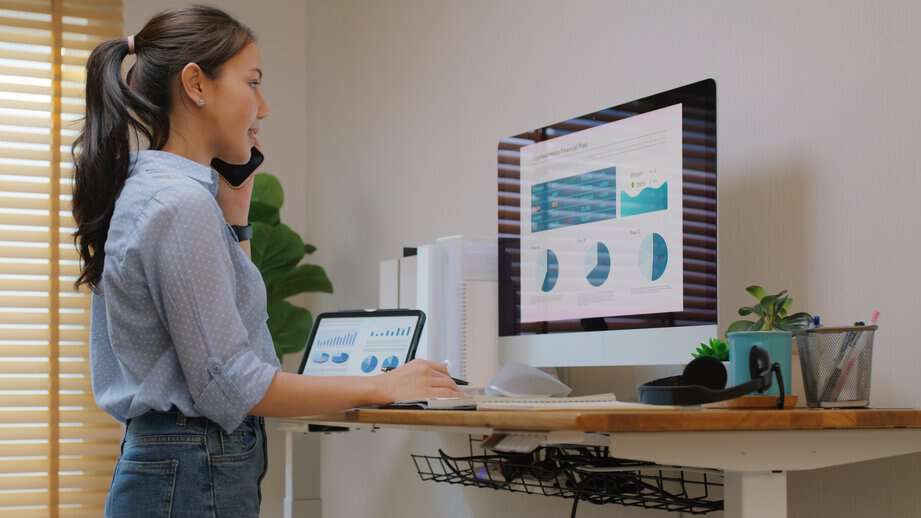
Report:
129,150,219,197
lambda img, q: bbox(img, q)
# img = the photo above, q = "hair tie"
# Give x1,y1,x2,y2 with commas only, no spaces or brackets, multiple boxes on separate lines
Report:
126,34,135,55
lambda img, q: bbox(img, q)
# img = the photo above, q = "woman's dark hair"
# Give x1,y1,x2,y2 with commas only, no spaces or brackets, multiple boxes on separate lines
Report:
71,5,256,290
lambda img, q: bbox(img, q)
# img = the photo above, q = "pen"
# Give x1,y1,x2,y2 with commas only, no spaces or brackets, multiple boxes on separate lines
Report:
381,366,469,386
820,319,866,400
829,310,880,399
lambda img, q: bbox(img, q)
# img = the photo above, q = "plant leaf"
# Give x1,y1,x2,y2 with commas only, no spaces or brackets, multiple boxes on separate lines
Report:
304,243,317,255
778,312,813,331
268,263,334,302
250,221,272,267
774,295,788,318
780,296,793,317
760,294,777,311
710,339,729,361
267,300,313,361
252,173,284,209
249,201,280,226
727,320,756,333
249,174,284,225
738,306,754,316
746,285,765,300
253,223,306,287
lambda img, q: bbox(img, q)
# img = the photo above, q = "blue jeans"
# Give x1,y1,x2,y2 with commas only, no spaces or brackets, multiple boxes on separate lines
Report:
105,409,267,517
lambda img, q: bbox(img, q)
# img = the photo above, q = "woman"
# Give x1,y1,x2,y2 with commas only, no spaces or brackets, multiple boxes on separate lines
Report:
72,6,461,517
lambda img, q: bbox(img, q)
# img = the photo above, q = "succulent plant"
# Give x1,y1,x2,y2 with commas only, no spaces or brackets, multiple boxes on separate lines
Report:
693,338,729,361
727,285,812,333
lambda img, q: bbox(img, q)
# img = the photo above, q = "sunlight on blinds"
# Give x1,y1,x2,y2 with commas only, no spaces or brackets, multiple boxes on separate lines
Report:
0,0,123,516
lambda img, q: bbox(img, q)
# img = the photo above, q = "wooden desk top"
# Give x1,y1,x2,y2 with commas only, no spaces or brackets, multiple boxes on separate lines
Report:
291,408,921,433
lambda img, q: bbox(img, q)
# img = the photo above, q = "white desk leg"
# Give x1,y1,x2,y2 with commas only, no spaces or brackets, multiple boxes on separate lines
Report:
284,430,294,518
724,471,787,518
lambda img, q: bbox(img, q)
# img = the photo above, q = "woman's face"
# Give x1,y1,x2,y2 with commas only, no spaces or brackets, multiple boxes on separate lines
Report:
205,41,269,165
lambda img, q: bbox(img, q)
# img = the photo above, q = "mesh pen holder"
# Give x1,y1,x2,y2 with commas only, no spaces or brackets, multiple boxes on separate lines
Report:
794,325,877,408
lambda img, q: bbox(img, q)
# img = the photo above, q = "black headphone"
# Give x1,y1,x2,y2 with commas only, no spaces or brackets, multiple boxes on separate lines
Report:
637,345,786,409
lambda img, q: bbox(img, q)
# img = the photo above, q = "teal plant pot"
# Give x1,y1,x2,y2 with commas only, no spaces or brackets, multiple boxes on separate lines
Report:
727,330,792,396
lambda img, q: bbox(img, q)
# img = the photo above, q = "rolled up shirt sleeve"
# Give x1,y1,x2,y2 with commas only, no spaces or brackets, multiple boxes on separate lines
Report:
138,186,278,433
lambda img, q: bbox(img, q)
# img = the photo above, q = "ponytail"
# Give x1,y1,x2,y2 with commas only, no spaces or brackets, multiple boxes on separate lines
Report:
71,6,255,290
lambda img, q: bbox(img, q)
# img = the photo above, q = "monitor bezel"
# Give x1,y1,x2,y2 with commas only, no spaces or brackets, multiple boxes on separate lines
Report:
496,79,717,366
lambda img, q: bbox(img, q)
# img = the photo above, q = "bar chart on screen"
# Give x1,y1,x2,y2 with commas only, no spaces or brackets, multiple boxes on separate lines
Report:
369,326,413,338
315,328,360,347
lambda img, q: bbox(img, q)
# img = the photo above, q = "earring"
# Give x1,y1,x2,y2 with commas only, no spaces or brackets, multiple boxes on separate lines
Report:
197,98,205,107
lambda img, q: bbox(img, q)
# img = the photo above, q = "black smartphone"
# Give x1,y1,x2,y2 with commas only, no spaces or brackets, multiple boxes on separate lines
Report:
211,146,264,187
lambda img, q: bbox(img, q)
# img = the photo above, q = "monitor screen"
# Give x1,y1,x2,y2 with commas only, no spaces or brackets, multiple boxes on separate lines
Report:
299,313,423,376
498,79,716,339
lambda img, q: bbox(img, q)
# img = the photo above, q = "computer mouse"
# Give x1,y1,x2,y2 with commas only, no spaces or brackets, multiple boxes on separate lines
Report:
484,362,572,397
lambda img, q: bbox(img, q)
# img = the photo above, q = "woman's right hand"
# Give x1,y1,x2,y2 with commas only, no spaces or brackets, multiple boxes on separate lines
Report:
376,359,464,403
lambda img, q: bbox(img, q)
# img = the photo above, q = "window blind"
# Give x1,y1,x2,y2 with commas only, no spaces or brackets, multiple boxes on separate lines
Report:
0,0,122,516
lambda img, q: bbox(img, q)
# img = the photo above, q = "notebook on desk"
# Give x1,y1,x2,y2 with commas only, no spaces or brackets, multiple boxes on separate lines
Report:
475,393,679,411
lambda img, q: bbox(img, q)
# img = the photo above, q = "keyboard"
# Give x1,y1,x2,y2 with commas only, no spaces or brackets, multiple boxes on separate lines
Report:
474,393,677,411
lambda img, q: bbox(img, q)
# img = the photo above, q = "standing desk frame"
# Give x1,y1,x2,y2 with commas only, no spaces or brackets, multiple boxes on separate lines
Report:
276,408,921,518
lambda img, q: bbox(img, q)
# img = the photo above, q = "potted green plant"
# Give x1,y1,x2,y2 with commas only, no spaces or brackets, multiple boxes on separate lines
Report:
693,338,729,362
693,337,730,375
725,286,811,396
249,173,333,361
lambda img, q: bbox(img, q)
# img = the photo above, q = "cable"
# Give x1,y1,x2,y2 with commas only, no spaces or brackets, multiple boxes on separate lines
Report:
570,494,579,518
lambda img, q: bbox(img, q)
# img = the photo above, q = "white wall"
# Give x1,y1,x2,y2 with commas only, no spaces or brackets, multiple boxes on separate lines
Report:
302,1,921,517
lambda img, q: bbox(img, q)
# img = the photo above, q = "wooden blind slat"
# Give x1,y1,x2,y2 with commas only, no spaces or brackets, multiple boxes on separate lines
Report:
0,244,79,259
0,16,119,38
0,491,50,507
0,29,52,46
0,259,81,274
0,131,54,145
0,328,87,342
0,295,89,308
0,343,87,356
0,377,50,390
0,312,85,325
0,1,53,15
0,115,54,128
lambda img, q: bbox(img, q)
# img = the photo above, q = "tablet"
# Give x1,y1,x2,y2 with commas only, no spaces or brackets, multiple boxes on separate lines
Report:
297,309,425,376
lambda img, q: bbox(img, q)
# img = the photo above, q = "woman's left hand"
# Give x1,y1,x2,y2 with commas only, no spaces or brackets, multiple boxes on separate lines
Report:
216,144,260,225
216,172,254,226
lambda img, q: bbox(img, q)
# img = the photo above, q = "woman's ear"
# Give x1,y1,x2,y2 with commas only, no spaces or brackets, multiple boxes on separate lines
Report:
178,62,206,107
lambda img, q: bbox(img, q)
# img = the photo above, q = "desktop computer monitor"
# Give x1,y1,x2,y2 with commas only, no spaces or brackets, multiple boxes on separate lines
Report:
497,79,717,367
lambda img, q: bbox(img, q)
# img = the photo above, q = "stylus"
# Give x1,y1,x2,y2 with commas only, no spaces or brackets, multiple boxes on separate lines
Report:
381,366,469,386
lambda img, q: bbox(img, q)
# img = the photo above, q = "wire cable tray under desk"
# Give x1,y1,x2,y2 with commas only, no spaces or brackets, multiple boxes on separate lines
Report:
410,435,724,516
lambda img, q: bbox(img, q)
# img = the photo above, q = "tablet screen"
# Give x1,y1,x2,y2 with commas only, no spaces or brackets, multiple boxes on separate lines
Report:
300,314,422,376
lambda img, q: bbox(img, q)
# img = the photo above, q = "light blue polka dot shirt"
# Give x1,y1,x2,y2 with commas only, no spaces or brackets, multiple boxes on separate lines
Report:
89,150,280,433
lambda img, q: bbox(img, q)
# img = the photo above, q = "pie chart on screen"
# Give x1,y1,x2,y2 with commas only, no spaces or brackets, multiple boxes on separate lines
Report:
361,355,379,373
312,352,330,364
537,249,560,292
584,242,612,287
639,233,668,281
382,355,400,370
331,352,349,364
